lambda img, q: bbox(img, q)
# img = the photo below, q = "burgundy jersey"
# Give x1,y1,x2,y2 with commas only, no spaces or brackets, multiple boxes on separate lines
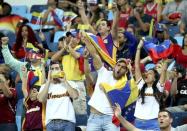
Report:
22,97,46,130
0,88,17,123
144,3,158,21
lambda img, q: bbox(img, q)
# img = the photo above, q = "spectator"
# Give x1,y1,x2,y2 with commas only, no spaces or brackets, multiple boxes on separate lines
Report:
81,33,136,131
38,61,79,131
162,0,187,25
11,24,43,60
78,0,119,60
117,0,133,29
144,0,162,22
134,39,168,130
0,1,12,18
51,32,87,115
172,33,187,68
114,104,187,131
0,71,17,131
1,36,46,87
169,65,187,109
116,28,138,60
128,0,152,36
42,0,64,37
21,65,45,131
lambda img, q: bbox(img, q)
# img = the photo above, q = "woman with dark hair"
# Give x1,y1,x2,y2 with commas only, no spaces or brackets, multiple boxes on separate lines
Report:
11,24,43,59
134,39,168,130
0,71,17,131
172,32,187,68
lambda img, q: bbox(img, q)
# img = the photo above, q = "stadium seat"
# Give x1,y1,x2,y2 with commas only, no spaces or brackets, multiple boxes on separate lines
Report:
22,13,32,21
11,5,28,16
174,36,184,47
53,31,66,43
168,25,179,37
30,5,47,13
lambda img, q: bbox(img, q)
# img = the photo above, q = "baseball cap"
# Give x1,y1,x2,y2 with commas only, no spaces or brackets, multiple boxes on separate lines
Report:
155,23,164,32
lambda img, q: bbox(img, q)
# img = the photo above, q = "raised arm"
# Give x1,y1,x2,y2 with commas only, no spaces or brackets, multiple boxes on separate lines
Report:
68,38,81,59
37,70,51,103
170,71,179,96
1,37,26,80
77,0,97,34
51,40,67,61
135,40,143,81
111,2,119,41
81,35,102,70
159,60,168,85
114,103,140,131
21,66,29,98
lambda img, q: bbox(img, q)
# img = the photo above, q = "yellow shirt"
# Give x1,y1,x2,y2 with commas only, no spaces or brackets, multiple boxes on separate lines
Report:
62,46,85,81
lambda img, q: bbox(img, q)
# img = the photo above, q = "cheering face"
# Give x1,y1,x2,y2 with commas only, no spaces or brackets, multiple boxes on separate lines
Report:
29,88,38,101
144,70,156,84
21,26,28,39
113,61,127,80
97,21,110,34
158,112,173,129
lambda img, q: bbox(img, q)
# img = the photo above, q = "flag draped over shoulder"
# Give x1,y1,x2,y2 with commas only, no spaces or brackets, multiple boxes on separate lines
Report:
143,38,174,63
101,76,138,122
85,32,116,67
0,15,24,32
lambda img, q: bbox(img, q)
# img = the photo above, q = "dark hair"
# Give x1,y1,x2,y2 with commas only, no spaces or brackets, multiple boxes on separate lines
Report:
96,18,111,29
159,109,173,118
1,72,15,88
58,36,65,42
14,25,44,54
139,69,165,109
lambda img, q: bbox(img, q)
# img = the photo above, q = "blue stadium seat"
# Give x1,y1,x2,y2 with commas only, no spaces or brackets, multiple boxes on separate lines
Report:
11,5,28,16
172,112,187,127
53,31,66,43
174,36,184,47
30,5,47,13
6,31,16,48
168,25,179,37
22,13,32,21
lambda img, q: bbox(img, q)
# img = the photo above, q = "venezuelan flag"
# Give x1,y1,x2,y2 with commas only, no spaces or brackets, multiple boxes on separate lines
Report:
85,32,116,67
31,12,43,24
101,76,138,122
143,38,174,63
63,11,77,24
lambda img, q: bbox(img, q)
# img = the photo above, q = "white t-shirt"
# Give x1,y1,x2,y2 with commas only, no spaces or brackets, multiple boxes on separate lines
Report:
39,81,77,125
134,79,164,120
88,66,117,115
171,125,187,131
42,8,64,29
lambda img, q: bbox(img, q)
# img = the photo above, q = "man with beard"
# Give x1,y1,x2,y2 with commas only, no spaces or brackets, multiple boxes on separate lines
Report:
37,61,79,131
81,34,136,131
128,0,152,36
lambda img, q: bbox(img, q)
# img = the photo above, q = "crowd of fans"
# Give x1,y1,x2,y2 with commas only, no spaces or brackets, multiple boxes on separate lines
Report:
1,0,187,131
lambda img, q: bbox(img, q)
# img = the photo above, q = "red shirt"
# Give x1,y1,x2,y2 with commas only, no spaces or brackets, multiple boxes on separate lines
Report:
12,44,26,59
144,3,158,21
118,8,132,29
172,45,187,68
23,98,45,130
0,88,17,123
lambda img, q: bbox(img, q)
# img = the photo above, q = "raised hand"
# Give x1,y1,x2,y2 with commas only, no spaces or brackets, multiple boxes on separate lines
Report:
114,103,122,118
1,37,9,45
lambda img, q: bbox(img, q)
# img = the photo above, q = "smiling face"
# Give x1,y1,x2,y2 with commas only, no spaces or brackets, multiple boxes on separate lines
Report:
158,111,173,129
113,61,127,80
